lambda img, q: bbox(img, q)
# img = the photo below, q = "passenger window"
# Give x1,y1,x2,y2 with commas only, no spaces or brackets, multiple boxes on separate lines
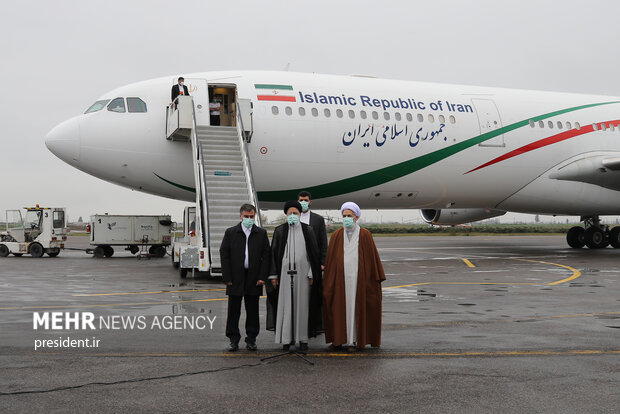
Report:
449,115,456,124
566,121,572,129
406,113,413,122
107,98,126,113
395,112,401,121
348,110,355,119
311,108,318,117
336,109,343,118
428,114,435,123
372,111,378,120
272,106,279,115
548,121,553,129
592,123,599,131
575,122,581,129
85,99,110,114
538,120,544,128
299,107,306,116
417,114,423,122
324,108,331,118
285,106,292,116
557,121,563,129
438,115,445,123
529,120,535,128
360,110,367,119
383,112,390,120
127,97,147,113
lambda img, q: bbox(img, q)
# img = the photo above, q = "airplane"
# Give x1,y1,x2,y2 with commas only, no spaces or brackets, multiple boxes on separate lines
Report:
45,70,620,251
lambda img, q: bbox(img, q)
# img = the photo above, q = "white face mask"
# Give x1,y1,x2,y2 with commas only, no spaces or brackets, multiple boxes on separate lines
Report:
179,82,184,86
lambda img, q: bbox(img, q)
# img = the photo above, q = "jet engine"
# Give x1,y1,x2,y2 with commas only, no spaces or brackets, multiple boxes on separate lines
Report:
420,208,506,225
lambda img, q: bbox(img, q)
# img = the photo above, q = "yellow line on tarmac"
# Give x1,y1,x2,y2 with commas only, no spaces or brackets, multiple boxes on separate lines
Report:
0,297,228,311
461,258,476,268
510,258,582,285
0,257,582,310
72,288,226,297
36,349,620,359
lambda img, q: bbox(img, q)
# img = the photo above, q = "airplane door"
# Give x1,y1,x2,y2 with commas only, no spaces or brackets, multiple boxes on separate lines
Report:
183,78,209,125
472,99,504,147
237,98,253,141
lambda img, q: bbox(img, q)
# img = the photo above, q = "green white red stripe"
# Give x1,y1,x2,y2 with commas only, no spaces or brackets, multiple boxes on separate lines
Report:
255,84,296,102
466,120,620,174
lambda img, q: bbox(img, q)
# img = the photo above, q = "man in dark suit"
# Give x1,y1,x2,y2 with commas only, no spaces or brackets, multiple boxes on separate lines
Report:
220,203,270,351
298,191,328,269
171,77,190,102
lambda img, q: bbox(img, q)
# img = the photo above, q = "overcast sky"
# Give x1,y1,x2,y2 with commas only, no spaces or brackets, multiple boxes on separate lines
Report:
2,0,620,224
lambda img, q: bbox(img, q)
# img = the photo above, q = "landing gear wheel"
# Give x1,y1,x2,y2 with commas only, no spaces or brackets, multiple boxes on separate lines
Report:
566,226,585,249
180,268,188,278
29,243,44,258
584,226,608,249
47,251,59,257
0,245,9,257
93,246,106,258
103,246,114,257
609,227,620,248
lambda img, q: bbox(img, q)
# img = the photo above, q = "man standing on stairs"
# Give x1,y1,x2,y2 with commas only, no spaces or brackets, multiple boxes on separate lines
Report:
171,77,190,102
220,204,271,352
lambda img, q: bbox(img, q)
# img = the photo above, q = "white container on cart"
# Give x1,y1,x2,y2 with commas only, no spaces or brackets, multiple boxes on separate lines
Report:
89,214,172,258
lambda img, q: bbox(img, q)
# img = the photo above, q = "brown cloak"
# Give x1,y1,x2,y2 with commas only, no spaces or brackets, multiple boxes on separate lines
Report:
323,227,386,347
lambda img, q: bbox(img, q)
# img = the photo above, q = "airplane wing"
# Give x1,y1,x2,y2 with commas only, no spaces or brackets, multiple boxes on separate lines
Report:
549,154,620,191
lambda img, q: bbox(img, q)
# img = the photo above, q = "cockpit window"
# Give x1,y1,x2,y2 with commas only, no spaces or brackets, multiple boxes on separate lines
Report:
127,97,147,113
85,99,110,114
107,98,126,113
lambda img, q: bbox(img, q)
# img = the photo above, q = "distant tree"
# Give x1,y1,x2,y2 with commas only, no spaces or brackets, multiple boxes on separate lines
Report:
535,214,540,223
78,216,83,223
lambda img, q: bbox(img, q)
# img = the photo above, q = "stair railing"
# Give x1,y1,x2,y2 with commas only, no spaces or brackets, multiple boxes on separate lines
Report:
236,108,262,227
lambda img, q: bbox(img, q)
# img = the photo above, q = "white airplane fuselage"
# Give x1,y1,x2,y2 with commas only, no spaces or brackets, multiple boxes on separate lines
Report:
46,71,620,216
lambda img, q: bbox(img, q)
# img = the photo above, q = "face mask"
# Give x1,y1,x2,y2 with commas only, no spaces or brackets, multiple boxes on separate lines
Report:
242,218,254,228
287,214,299,225
343,217,355,228
299,201,309,212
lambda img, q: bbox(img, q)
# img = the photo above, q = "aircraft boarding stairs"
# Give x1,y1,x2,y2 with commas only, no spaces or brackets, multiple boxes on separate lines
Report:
166,95,261,276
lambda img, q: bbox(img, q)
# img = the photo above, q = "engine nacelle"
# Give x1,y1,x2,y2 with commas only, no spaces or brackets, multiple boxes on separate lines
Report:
420,208,506,225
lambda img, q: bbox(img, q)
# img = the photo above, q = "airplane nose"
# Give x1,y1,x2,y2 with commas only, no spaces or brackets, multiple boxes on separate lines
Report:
45,117,80,164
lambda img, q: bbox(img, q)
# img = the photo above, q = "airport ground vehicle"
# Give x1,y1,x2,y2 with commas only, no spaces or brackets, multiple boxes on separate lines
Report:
0,206,66,258
171,206,201,277
89,214,172,258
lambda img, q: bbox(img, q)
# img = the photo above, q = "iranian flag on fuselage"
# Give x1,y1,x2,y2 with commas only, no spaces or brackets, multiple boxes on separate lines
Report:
255,84,296,102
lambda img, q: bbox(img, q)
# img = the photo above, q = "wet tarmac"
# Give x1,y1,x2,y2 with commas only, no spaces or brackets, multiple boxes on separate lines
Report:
1,235,619,413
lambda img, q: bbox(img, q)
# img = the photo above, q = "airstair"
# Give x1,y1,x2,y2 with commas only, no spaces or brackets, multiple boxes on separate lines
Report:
166,95,261,275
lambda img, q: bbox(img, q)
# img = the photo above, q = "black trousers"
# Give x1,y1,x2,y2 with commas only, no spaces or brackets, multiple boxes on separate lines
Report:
226,294,260,344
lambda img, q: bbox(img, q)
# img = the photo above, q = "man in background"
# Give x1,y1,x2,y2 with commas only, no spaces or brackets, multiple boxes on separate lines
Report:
298,191,328,270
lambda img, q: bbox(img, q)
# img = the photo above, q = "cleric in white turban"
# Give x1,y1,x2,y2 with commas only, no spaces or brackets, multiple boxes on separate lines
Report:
323,202,386,352
340,201,361,218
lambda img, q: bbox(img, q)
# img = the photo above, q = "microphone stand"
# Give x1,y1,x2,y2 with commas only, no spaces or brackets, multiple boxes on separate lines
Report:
261,224,314,365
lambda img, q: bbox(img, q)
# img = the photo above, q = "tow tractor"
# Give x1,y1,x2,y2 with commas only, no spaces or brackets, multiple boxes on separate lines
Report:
0,206,66,258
